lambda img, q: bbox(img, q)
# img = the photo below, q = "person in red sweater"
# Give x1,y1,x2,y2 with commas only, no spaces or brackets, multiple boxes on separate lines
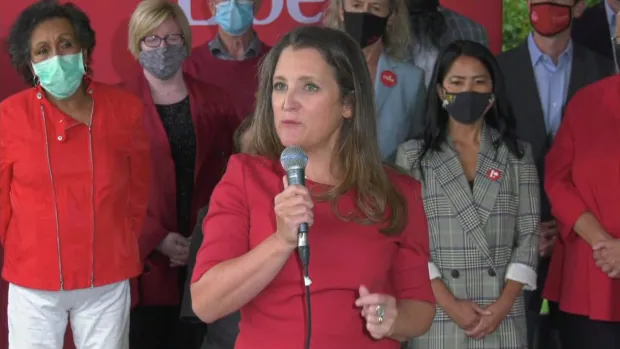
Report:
543,74,620,347
123,1,237,349
190,26,435,349
184,0,270,120
0,2,150,348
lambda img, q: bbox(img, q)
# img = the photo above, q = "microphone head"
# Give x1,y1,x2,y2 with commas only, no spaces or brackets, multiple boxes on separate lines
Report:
280,146,308,171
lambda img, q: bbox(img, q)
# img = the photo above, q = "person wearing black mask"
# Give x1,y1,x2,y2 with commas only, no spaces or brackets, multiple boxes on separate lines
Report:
323,0,427,161
406,0,489,87
497,2,613,348
396,40,540,349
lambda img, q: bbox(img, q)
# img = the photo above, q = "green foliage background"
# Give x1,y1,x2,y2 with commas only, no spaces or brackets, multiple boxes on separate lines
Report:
502,0,601,51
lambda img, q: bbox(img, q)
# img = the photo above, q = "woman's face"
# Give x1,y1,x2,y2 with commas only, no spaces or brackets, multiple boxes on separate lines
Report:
30,18,83,64
272,47,352,152
140,17,184,52
438,55,493,97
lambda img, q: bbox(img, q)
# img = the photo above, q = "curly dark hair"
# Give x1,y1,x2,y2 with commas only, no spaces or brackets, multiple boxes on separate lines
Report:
6,0,96,86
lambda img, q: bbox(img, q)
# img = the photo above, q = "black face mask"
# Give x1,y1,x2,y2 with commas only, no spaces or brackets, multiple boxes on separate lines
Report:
443,91,493,124
342,11,388,49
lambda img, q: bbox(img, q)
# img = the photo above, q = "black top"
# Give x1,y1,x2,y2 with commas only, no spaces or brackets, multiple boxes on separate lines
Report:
181,206,241,349
156,96,196,236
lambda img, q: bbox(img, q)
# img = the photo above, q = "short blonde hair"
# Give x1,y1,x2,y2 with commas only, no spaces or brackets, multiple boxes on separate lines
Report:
323,0,412,61
128,0,193,58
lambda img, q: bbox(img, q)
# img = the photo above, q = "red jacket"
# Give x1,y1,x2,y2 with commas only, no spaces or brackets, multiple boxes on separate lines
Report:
184,41,270,119
0,82,150,290
122,73,237,306
543,76,620,321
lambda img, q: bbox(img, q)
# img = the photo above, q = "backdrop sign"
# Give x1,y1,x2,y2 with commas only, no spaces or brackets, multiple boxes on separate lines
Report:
0,0,502,102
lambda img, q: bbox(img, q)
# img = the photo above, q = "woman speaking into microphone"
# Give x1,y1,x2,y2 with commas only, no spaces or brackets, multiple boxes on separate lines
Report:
190,26,435,348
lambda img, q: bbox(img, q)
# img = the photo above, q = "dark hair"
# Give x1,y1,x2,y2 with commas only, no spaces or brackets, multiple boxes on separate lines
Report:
233,114,254,152
407,0,445,48
7,0,96,86
417,40,523,174
250,25,407,236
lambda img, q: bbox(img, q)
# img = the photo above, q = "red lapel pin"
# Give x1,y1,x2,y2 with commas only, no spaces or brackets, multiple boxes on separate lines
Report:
487,169,502,181
380,70,397,88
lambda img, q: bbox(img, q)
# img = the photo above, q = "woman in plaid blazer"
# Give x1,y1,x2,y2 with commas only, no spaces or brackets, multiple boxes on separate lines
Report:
396,40,540,349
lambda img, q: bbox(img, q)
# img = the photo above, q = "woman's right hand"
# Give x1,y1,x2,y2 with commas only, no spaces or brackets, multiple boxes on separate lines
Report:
273,176,314,248
446,299,489,331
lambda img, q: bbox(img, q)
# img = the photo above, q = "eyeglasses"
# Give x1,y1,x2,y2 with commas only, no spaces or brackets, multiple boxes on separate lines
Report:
142,34,184,48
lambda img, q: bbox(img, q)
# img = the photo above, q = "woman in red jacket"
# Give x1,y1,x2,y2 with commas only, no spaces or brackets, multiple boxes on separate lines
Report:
191,26,435,349
124,1,238,348
0,2,150,349
544,74,620,347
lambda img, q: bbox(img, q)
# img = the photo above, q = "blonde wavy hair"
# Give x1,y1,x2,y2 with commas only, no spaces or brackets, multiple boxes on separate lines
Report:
323,0,413,61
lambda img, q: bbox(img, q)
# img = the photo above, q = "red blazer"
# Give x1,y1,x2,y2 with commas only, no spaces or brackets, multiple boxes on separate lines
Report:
122,73,237,306
543,76,620,322
0,82,149,291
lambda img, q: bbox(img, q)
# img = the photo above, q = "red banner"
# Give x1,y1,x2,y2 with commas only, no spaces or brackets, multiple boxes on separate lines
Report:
0,0,502,102
0,0,502,347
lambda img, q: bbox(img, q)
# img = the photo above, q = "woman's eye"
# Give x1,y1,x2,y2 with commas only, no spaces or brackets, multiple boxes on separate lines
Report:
304,84,319,92
273,82,286,90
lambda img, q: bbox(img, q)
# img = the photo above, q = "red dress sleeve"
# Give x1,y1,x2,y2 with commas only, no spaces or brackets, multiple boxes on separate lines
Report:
126,101,151,242
191,155,250,283
0,102,13,246
390,177,435,304
545,98,588,242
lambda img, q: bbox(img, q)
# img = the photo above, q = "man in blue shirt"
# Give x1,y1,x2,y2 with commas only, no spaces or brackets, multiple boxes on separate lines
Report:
572,0,620,59
497,1,614,349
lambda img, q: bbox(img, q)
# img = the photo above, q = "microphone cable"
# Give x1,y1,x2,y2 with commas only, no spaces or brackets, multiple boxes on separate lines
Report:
298,240,311,349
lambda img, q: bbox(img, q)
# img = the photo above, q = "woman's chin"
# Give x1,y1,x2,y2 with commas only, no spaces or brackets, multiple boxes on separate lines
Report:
277,133,304,149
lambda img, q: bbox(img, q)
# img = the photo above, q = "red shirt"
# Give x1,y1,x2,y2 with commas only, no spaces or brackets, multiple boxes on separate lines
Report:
0,82,150,290
184,42,270,119
543,75,620,321
193,154,434,349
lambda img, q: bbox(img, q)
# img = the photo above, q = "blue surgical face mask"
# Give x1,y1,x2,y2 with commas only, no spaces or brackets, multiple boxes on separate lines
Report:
32,52,85,100
215,0,254,36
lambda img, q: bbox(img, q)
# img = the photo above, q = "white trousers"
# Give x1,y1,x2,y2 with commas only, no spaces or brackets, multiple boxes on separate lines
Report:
7,280,130,349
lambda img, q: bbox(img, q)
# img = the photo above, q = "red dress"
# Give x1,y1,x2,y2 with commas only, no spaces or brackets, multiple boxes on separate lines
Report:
543,75,620,322
192,154,434,349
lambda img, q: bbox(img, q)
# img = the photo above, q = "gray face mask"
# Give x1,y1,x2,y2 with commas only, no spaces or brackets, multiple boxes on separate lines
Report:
139,44,187,80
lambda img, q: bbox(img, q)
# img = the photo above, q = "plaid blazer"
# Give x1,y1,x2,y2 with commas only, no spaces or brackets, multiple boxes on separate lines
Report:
396,126,540,349
439,7,490,48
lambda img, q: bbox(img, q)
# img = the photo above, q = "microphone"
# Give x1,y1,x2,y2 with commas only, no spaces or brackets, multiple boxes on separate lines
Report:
280,146,313,349
279,146,310,268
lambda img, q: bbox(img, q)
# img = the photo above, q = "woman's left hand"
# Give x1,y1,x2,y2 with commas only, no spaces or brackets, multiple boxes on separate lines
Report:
464,299,512,339
594,239,620,278
355,285,398,340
